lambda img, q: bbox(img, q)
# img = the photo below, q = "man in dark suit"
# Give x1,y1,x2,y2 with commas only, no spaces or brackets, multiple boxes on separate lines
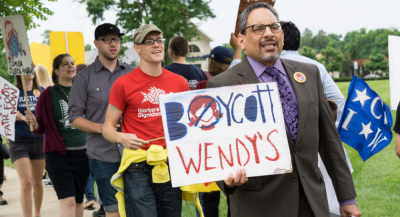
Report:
207,3,362,217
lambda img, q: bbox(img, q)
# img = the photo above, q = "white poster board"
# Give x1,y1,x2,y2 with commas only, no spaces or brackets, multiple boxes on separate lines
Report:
389,35,400,110
159,83,292,187
0,77,20,141
0,14,34,75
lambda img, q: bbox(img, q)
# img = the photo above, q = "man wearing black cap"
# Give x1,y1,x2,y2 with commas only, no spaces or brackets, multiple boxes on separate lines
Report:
69,23,135,217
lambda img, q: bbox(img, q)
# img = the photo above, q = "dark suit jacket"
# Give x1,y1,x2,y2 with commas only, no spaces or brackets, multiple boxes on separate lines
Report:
207,57,356,217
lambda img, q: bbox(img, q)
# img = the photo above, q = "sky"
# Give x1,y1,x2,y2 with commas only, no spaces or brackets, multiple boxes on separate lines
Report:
26,0,400,49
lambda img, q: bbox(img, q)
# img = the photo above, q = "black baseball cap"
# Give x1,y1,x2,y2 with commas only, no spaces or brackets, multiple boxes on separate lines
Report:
203,46,234,65
95,23,125,40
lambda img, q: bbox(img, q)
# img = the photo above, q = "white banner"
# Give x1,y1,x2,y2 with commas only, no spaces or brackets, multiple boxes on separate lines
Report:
0,14,34,75
0,77,20,141
159,83,292,187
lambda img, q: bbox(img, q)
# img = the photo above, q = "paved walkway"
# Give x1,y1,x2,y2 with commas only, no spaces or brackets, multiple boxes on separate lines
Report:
0,166,96,217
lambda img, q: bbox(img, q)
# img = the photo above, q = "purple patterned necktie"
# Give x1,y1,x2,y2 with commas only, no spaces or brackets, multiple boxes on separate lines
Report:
264,67,299,143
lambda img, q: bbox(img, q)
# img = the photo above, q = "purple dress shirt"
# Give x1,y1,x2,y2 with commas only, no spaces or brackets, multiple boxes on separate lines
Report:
247,56,355,206
247,56,298,135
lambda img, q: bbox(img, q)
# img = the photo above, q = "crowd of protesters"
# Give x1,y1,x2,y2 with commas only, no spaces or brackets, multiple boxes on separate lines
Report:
0,2,375,217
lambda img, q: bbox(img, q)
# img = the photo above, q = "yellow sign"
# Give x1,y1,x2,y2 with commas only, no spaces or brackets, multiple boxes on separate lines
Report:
49,31,85,69
30,42,52,75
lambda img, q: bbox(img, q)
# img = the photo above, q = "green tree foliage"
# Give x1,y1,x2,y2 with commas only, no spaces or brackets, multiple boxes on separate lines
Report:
41,30,51,45
80,0,216,64
343,28,400,59
85,44,92,51
0,51,15,84
364,53,389,73
300,46,317,60
0,0,56,50
320,46,344,72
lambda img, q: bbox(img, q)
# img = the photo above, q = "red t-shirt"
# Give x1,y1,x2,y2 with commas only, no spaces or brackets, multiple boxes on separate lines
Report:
109,67,189,150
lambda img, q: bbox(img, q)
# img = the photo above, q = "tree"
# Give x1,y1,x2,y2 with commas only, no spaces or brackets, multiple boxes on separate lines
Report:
320,46,344,72
364,53,388,74
80,0,216,64
0,0,56,50
85,44,92,51
300,28,313,48
0,51,15,84
41,30,51,45
300,46,317,60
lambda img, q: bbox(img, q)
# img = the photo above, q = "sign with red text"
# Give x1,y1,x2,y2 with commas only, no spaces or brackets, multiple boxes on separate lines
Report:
0,77,20,141
159,83,292,187
0,15,34,75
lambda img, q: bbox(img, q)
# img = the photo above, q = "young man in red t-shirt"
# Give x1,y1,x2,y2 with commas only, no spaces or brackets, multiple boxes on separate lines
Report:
102,24,189,217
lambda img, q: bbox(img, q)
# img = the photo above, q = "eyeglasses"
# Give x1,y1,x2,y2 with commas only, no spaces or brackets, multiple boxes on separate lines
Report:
243,22,283,35
138,38,166,46
98,38,122,44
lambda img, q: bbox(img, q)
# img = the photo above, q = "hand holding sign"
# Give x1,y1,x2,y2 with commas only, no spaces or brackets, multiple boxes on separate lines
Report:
225,168,248,187
24,111,38,131
159,83,292,187
117,133,149,150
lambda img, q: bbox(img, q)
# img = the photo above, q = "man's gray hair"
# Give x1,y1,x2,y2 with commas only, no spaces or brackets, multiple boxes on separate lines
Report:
239,2,280,35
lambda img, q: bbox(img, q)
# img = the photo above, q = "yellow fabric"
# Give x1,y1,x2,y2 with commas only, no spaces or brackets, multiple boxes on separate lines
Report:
111,145,220,217
30,43,52,75
49,31,85,71
181,182,220,193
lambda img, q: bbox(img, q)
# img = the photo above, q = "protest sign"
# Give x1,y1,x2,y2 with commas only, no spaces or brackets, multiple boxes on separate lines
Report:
0,15,34,75
0,77,20,141
159,83,292,187
234,0,276,37
389,35,400,110
50,31,85,66
31,42,52,74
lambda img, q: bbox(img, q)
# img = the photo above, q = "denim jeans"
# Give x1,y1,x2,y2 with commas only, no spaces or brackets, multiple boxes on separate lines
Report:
195,193,204,217
84,173,95,201
89,158,120,212
124,162,182,217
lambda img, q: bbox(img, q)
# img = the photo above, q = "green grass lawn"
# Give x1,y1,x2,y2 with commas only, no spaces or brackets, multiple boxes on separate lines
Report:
337,80,399,216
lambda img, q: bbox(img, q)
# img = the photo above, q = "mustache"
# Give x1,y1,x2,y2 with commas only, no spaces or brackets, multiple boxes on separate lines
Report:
259,39,279,48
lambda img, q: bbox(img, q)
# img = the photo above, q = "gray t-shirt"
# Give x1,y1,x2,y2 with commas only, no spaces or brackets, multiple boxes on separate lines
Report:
69,57,135,163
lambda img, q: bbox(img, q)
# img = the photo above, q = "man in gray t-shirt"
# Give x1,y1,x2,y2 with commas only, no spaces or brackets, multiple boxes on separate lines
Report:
69,23,134,217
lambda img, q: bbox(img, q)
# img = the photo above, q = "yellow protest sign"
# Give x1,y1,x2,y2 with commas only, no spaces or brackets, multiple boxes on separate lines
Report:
30,42,52,75
49,31,85,67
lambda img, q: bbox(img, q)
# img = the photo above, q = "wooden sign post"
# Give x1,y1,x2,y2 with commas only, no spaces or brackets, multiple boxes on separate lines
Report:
159,83,292,187
234,0,277,37
0,14,36,131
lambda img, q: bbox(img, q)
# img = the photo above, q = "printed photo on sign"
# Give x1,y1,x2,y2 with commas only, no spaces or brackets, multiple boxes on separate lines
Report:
0,14,35,75
0,77,20,141
159,83,292,187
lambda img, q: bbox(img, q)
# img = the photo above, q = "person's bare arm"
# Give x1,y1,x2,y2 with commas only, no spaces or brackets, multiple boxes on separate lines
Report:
102,104,148,150
230,33,242,60
71,117,103,134
395,134,400,159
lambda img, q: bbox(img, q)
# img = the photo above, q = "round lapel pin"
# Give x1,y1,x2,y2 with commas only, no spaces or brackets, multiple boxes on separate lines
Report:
294,72,306,83
33,89,40,97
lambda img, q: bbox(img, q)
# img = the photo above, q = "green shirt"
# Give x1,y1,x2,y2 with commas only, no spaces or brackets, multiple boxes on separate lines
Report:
51,84,86,147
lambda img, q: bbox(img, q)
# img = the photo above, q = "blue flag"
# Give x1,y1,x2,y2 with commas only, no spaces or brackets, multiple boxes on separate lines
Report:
338,76,393,161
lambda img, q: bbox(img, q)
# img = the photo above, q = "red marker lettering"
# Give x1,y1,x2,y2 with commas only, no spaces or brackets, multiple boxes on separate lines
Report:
176,143,202,174
205,143,216,171
266,130,280,161
246,134,260,164
236,138,250,166
218,144,234,169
